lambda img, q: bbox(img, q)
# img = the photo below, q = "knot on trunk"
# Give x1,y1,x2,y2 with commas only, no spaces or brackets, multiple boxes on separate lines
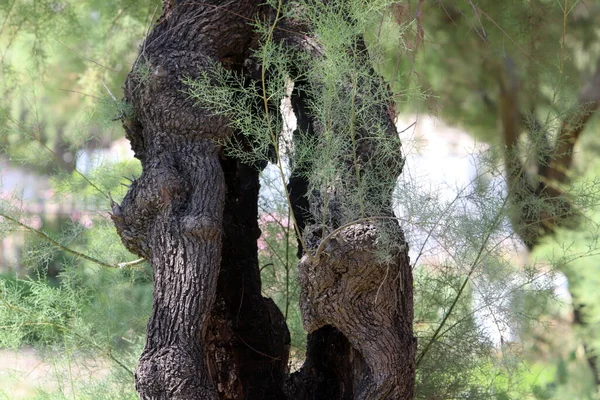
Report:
298,223,401,334
182,214,222,240
112,162,186,258
298,222,415,399
125,54,231,139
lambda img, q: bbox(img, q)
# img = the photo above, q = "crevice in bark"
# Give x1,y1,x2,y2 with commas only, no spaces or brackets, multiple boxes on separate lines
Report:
206,152,290,400
287,326,364,400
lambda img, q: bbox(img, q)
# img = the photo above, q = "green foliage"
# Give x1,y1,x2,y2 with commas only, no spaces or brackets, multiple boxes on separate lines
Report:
0,263,151,397
375,1,600,143
187,0,407,261
257,174,306,365
0,0,158,173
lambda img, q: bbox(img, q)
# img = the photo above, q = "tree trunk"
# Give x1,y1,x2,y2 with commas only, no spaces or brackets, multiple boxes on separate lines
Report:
285,80,368,400
280,26,416,396
499,55,600,386
112,1,264,398
113,1,416,399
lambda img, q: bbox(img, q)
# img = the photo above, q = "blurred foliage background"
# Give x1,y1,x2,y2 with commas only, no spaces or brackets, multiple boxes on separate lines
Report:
1,0,600,398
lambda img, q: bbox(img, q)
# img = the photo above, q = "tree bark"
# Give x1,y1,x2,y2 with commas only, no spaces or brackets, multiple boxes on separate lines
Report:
280,23,416,397
499,55,600,386
112,1,416,398
112,1,264,398
286,80,367,400
500,55,600,248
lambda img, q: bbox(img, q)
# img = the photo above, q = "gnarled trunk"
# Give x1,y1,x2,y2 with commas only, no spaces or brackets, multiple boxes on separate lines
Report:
113,1,416,398
112,1,267,398
281,27,416,396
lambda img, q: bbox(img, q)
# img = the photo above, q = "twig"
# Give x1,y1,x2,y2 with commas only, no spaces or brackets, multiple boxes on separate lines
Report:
54,39,118,72
2,111,110,200
58,89,102,100
101,80,117,102
1,212,119,269
117,258,146,268
561,0,568,72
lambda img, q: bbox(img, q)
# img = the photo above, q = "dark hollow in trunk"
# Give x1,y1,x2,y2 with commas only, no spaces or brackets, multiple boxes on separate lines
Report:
206,153,290,399
113,1,416,398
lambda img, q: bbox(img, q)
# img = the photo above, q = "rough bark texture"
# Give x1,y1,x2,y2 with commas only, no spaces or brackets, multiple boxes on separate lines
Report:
298,224,414,399
112,1,268,398
281,23,417,396
286,81,367,400
113,1,416,398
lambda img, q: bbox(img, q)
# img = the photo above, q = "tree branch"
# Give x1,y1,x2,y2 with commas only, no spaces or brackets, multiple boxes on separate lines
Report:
0,212,138,269
544,56,600,184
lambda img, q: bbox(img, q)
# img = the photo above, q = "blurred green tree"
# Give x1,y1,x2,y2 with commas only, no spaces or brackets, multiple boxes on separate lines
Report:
392,0,600,390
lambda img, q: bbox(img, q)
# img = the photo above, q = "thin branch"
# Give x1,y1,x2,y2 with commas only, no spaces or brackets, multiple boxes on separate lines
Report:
415,194,509,367
561,0,568,72
465,0,487,41
260,263,274,272
117,258,146,268
411,184,469,269
101,80,117,102
1,212,119,269
0,0,16,38
106,347,135,377
475,7,546,69
54,39,119,72
545,55,600,184
237,334,281,361
58,89,103,100
258,0,312,259
2,110,110,200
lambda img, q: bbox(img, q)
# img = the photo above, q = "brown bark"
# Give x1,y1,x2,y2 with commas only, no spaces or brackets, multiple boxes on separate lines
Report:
500,56,600,248
297,224,415,399
281,25,416,396
286,80,365,400
112,1,264,398
544,56,600,184
112,1,416,398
